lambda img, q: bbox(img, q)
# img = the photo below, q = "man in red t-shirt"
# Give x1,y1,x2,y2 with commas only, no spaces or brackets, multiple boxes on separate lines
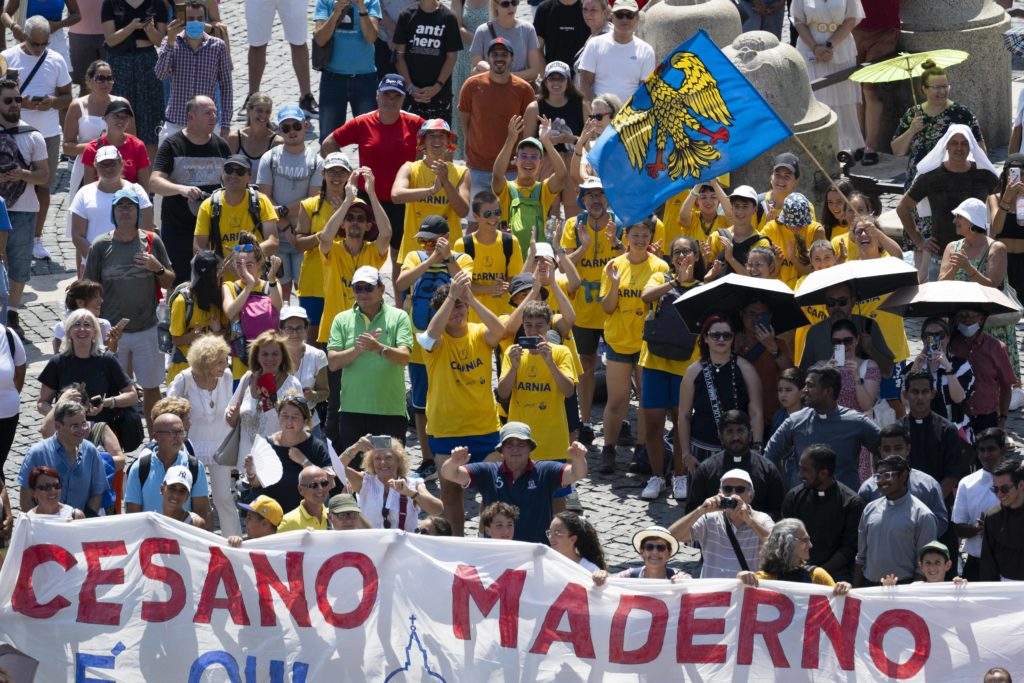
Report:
320,73,425,275
854,0,900,165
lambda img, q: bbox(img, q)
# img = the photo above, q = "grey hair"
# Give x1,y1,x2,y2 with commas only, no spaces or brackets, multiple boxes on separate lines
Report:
592,93,622,117
59,309,104,357
24,15,51,36
758,518,807,575
54,399,86,424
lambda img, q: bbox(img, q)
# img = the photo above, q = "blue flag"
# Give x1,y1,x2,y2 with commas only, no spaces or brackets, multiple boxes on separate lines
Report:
587,30,792,225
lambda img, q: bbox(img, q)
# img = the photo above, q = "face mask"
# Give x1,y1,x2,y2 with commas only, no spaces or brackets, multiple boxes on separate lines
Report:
185,20,205,39
958,322,980,337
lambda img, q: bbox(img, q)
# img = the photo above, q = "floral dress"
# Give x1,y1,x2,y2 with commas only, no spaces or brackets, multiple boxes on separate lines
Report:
952,239,1019,373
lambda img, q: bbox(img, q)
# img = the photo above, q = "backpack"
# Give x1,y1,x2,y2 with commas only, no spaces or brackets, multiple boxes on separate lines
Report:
409,250,464,330
268,144,320,190
131,451,200,494
507,183,546,255
643,282,697,361
160,283,195,360
209,186,263,257
462,232,515,276
0,125,34,205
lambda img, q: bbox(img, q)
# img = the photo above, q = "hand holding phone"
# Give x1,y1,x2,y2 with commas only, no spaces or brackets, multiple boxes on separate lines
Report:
518,336,542,350
1010,167,1021,185
370,435,393,450
833,343,845,366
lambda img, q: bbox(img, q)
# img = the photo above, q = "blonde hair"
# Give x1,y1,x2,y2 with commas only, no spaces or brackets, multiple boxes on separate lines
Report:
187,334,231,376
245,92,274,128
364,441,410,479
59,309,104,357
247,330,294,375
152,396,192,423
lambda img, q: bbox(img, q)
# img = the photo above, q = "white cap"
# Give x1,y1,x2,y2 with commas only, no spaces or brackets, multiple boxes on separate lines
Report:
720,468,754,490
279,305,308,322
323,152,353,171
352,265,382,286
534,242,555,261
95,145,122,163
951,197,990,234
729,185,758,203
163,465,193,492
544,61,571,80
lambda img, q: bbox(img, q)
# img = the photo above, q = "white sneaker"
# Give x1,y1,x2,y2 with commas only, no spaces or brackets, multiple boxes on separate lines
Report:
565,488,583,512
640,476,665,500
672,475,689,500
32,238,51,260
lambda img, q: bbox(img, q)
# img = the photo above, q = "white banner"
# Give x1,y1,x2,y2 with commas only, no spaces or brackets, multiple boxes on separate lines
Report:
0,514,1021,682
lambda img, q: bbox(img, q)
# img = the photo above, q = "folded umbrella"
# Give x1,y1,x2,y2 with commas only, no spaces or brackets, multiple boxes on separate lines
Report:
879,280,1019,318
794,259,918,308
673,273,809,333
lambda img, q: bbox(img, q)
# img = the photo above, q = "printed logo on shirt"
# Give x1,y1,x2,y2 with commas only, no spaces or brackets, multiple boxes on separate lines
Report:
527,480,537,490
410,23,445,52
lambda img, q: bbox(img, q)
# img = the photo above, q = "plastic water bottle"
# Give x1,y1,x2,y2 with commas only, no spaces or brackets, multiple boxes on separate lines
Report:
1015,194,1024,225
156,301,172,353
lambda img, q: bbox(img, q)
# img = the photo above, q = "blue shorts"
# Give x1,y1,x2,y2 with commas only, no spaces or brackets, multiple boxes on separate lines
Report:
429,431,500,463
640,367,682,409
298,296,325,328
605,346,640,364
409,362,428,412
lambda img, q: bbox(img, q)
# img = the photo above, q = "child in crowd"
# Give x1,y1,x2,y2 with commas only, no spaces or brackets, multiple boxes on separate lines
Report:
480,501,519,540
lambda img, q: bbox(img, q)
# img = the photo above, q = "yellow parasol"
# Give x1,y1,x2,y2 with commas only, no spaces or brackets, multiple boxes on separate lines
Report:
849,49,970,104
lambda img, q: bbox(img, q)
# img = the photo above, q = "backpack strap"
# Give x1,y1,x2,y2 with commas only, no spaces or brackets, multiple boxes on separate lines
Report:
187,455,199,491
500,232,514,274
487,21,497,39
209,189,225,256
246,186,264,236
4,327,12,355
463,234,475,259
135,453,153,487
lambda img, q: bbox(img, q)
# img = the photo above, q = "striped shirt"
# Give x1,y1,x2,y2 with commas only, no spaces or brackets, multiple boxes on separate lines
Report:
154,33,233,126
691,510,775,579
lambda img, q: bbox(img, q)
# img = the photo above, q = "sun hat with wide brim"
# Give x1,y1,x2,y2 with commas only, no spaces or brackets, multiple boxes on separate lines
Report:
631,525,679,557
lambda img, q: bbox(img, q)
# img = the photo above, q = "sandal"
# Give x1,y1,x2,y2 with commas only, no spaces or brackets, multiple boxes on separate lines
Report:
862,151,880,166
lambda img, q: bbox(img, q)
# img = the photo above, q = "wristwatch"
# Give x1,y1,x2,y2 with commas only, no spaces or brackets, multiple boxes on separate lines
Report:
156,266,166,276
277,205,290,218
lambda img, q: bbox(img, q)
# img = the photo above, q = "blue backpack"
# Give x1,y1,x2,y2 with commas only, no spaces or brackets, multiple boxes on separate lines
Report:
409,250,464,330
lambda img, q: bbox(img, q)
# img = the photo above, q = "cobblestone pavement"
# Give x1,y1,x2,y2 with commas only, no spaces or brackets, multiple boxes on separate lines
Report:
6,4,1024,574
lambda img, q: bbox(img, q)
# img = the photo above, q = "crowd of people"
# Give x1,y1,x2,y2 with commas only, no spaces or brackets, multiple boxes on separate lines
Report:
0,2,1020,672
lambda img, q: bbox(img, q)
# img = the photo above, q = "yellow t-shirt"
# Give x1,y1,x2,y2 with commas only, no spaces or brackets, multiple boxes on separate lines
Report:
498,179,559,257
706,228,772,262
500,344,576,460
397,159,469,262
761,220,824,289
600,252,669,355
401,250,474,364
424,323,500,438
638,272,701,376
297,196,340,299
454,231,524,319
317,241,389,343
549,274,583,376
166,292,226,383
560,214,624,330
194,190,276,267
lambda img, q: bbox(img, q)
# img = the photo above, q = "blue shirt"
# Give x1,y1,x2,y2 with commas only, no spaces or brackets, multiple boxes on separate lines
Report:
0,197,12,232
124,447,211,513
313,0,382,75
465,460,568,544
19,436,108,512
858,468,949,536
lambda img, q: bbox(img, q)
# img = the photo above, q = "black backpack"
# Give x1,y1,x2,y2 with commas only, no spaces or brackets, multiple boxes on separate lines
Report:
131,452,200,490
642,282,697,360
462,232,515,276
209,186,263,257
159,283,195,359
0,125,34,205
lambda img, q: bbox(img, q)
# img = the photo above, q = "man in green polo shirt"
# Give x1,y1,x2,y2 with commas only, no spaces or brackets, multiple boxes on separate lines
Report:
327,265,414,453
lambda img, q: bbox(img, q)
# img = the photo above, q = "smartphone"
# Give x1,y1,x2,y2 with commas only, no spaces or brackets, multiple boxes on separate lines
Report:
927,339,940,357
755,312,772,329
90,396,104,407
370,435,393,450
29,96,42,102
117,317,130,329
719,497,737,509
173,2,185,21
833,343,845,366
1010,167,1021,184
518,336,542,350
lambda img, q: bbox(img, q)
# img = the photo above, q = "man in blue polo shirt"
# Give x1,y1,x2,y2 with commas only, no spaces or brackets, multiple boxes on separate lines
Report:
124,410,212,527
19,400,107,516
440,421,587,543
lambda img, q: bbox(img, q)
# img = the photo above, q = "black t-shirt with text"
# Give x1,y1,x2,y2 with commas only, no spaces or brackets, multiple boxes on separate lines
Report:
393,4,462,93
533,0,589,69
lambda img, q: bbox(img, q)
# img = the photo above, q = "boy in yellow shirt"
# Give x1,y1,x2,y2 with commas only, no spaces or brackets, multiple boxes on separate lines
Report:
454,190,525,319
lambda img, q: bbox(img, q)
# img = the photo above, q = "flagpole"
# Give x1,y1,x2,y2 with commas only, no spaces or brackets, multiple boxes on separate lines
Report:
788,134,858,214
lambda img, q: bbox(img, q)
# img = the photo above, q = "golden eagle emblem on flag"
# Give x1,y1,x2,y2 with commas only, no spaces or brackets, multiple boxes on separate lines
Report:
612,51,734,180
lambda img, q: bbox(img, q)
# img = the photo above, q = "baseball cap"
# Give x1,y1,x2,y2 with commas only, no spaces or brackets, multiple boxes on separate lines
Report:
499,421,537,450
276,103,305,124
720,468,754,490
104,100,134,117
614,0,640,12
517,137,544,156
279,305,308,322
415,215,449,240
631,525,679,556
329,493,361,515
323,152,353,172
544,61,571,80
487,37,515,56
951,197,990,234
535,242,555,262
95,145,121,163
772,152,800,177
729,184,759,203
237,495,284,527
223,154,251,171
378,73,407,94
918,540,950,561
351,265,383,286
576,176,604,209
112,188,140,205
162,465,193,492
507,272,535,300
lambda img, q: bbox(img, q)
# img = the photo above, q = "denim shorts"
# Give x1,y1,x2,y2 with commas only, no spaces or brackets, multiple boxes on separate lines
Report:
277,239,303,285
429,431,500,462
7,211,35,283
605,345,640,365
640,367,682,409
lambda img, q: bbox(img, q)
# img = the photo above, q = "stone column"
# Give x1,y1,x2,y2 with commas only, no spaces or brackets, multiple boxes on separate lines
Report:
637,0,742,61
724,31,839,207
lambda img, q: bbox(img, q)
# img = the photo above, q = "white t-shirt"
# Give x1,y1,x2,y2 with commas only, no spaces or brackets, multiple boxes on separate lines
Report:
0,47,72,137
69,181,152,244
167,368,235,465
358,474,423,531
951,469,998,558
295,344,328,427
0,324,26,418
0,122,47,213
577,32,655,104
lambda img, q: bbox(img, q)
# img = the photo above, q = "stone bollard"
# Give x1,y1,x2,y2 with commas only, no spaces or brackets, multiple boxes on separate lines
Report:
637,0,742,61
724,31,839,208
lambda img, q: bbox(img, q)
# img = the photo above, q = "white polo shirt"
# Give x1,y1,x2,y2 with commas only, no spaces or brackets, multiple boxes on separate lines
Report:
951,469,998,558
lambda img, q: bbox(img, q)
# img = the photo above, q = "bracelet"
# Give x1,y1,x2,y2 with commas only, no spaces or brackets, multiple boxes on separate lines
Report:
378,346,389,357
411,491,420,501
999,204,1011,212
359,10,369,15
156,266,166,276
435,80,445,87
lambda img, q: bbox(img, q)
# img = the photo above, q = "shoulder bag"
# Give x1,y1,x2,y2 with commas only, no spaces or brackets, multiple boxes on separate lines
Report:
213,373,252,466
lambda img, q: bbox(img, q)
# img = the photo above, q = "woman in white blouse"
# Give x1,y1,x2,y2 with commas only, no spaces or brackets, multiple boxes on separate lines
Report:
167,334,236,535
340,435,443,531
279,306,329,438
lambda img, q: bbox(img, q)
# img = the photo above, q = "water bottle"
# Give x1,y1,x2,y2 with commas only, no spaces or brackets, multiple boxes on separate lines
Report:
1015,195,1024,226
156,301,172,354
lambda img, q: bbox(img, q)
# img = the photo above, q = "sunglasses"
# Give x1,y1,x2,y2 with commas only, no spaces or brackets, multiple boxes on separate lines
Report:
671,248,693,257
283,395,309,405
720,485,747,494
92,74,114,83
991,483,1017,495
874,471,898,481
233,244,255,252
613,11,637,18
707,331,734,341
224,165,249,176
353,283,377,293
418,238,437,246
479,209,501,219
497,0,519,6
301,479,332,490
155,429,187,437
345,214,368,223
642,543,668,552
825,297,850,308
414,526,432,534
34,481,62,491
588,113,609,121
279,122,303,134
2,96,22,105
382,506,392,529
831,336,855,345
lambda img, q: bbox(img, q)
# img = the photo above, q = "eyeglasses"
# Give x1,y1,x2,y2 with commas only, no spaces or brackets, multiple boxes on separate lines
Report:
282,325,306,334
707,331,733,341
92,74,114,83
34,481,62,491
927,84,950,91
479,209,501,219
671,248,693,257
345,214,368,223
825,297,849,308
382,506,392,529
588,113,609,121
353,283,377,293
301,479,332,490
233,244,255,252
642,543,668,552
224,165,249,176
831,336,855,345
155,429,187,437
991,483,1017,495
720,485,747,494
497,0,519,6
613,11,637,19
874,471,898,481
279,122,302,134
2,96,22,105
61,421,90,431
545,529,566,539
